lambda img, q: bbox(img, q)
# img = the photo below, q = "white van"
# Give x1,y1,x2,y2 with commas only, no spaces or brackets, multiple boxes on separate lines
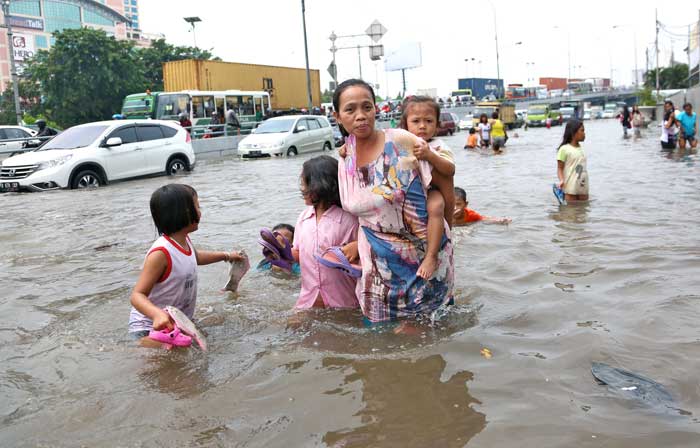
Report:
237,115,334,158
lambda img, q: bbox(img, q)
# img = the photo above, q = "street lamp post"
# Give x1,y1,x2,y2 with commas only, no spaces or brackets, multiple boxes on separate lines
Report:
2,0,23,125
464,57,475,78
488,2,502,98
183,16,201,48
300,0,313,111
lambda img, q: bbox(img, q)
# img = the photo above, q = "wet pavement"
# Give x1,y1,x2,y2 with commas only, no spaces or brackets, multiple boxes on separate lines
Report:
1,119,700,447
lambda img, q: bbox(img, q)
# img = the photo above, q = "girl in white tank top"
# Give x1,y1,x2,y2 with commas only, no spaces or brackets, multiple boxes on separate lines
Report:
129,184,245,347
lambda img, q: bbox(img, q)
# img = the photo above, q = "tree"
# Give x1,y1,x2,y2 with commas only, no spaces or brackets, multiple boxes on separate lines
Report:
138,39,217,91
643,64,689,90
0,80,43,125
24,28,145,128
321,89,333,104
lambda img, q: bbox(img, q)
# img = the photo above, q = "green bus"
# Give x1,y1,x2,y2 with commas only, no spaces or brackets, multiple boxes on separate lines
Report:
121,90,272,136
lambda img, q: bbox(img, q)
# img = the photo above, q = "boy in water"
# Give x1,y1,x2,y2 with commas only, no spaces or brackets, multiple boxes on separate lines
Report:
453,187,511,226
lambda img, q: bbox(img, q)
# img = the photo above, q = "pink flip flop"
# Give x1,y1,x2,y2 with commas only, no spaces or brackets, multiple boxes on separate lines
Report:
148,326,192,349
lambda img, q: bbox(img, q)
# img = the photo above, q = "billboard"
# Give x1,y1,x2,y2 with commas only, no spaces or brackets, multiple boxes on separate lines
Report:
12,33,35,62
384,42,422,72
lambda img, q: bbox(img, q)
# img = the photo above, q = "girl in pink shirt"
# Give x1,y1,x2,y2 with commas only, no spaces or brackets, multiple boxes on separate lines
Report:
292,155,360,309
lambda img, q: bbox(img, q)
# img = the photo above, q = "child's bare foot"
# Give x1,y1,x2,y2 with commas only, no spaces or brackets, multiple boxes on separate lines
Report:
417,255,438,279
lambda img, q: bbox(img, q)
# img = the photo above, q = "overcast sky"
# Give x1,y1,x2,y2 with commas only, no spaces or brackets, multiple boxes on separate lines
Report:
140,0,700,98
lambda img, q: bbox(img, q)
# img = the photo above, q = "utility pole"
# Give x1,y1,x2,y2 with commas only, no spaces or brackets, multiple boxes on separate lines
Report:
357,45,362,79
655,8,660,100
2,0,24,125
301,0,313,111
492,5,501,98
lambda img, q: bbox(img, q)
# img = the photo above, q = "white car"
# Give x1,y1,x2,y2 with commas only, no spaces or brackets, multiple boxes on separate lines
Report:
458,114,474,130
0,120,194,192
238,115,334,158
0,125,37,159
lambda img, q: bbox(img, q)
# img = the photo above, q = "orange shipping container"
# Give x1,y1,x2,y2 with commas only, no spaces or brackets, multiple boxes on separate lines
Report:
163,59,321,110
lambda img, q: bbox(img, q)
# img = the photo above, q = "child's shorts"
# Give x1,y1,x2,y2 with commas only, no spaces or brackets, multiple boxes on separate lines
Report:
129,330,150,340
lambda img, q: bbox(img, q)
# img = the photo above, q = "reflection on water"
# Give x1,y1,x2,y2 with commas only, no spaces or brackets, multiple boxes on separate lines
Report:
322,355,486,447
2,120,700,445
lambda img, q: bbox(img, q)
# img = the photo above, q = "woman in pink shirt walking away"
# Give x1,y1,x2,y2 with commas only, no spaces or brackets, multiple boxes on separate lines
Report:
292,155,360,309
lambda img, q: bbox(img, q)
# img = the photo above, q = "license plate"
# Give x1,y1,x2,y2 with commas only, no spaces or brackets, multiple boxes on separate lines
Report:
0,182,19,192
249,150,261,156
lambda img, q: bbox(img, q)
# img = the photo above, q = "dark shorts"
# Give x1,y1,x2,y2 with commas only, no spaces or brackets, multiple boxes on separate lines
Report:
129,330,150,340
682,134,696,143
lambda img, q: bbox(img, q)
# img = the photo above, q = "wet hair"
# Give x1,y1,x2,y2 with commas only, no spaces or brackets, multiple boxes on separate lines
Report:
150,184,199,235
399,95,441,130
558,119,584,150
332,78,376,137
301,155,341,209
454,186,467,202
469,127,476,134
683,102,692,109
273,223,295,240
479,113,488,123
491,112,499,119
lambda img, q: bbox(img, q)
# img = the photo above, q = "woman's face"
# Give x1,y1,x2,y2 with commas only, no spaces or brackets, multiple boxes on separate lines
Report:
335,86,376,140
300,178,313,206
575,125,586,142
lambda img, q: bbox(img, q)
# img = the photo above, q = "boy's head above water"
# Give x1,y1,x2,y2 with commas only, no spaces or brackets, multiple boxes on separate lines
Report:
272,223,295,244
454,187,468,210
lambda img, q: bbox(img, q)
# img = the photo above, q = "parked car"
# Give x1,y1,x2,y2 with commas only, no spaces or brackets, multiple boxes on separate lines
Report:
437,112,456,136
0,120,194,192
458,114,474,130
0,126,37,158
332,125,345,147
237,115,334,158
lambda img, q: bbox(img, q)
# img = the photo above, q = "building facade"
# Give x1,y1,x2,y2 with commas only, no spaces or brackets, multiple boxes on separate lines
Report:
0,0,132,90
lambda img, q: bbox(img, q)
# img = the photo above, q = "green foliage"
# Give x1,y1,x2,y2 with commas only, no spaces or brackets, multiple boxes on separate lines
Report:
8,28,219,128
0,80,43,125
22,113,61,130
321,89,333,104
138,39,217,91
23,28,145,128
643,64,690,90
637,88,659,106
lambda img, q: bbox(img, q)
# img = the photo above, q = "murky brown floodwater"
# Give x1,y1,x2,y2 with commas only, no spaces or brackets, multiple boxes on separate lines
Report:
1,119,700,447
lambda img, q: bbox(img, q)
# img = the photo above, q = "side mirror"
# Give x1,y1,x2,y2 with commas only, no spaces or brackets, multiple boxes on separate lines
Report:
296,125,307,133
105,137,122,147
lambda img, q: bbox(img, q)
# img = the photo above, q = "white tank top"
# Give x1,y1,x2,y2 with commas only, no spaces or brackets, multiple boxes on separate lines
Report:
128,235,198,332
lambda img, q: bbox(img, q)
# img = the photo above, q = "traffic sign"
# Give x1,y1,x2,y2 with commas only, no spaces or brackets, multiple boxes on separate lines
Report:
327,61,337,80
365,20,387,43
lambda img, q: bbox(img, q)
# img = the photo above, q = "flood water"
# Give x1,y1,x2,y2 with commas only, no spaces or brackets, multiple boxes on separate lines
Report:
2,119,700,447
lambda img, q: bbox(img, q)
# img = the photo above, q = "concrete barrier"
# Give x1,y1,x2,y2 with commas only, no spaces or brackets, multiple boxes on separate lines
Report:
192,135,243,158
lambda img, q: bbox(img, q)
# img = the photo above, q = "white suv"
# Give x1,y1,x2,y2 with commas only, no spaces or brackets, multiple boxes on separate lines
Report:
0,120,195,192
238,115,334,158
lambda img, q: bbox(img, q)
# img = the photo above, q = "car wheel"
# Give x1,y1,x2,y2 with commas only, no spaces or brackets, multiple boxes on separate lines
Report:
287,146,298,156
72,169,102,189
166,157,187,175
323,141,332,151
449,129,454,136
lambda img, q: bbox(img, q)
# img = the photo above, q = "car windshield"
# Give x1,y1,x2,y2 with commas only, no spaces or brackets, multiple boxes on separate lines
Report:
255,119,295,134
473,108,495,117
38,125,108,150
528,106,546,114
604,104,617,111
123,98,150,112
561,107,574,115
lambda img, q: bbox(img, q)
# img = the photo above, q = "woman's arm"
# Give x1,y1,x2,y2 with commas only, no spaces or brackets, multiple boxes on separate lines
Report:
130,250,172,331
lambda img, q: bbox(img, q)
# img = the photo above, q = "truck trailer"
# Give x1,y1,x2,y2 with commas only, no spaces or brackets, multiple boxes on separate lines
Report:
457,78,504,100
163,59,321,111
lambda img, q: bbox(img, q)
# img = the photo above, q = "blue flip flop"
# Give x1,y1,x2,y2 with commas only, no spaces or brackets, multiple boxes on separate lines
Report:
315,247,362,278
552,183,566,205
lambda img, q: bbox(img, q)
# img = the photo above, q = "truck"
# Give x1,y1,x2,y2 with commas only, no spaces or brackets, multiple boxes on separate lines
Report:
526,103,551,127
457,78,504,100
472,101,517,129
121,91,162,119
539,77,568,92
162,59,321,111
